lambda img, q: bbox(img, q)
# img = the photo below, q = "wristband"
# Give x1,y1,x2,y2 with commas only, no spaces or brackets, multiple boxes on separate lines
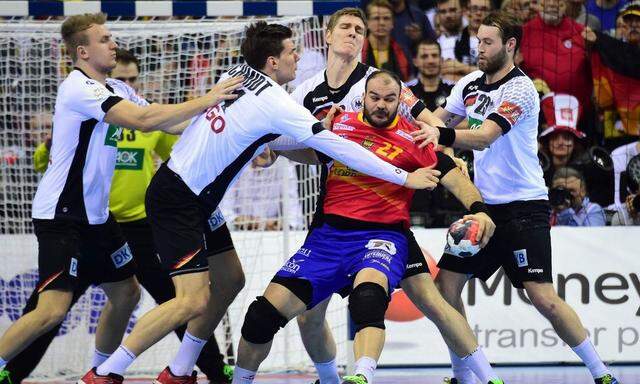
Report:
469,201,489,215
437,126,456,147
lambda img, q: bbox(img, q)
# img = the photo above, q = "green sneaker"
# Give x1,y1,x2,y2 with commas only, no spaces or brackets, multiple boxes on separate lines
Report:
0,369,13,384
222,364,234,381
595,374,620,384
488,380,505,384
443,379,458,384
341,374,368,384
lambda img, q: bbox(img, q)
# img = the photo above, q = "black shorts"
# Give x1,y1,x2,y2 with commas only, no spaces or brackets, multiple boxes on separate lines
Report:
438,200,553,289
33,214,136,292
146,163,235,277
402,229,430,279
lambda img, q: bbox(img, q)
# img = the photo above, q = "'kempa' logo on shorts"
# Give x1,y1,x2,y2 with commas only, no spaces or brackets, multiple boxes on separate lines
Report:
116,148,144,170
111,243,133,269
70,257,78,277
514,249,528,267
366,239,397,255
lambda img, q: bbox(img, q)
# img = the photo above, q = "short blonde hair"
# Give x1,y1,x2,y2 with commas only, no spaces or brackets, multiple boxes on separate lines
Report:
327,7,367,32
61,12,107,61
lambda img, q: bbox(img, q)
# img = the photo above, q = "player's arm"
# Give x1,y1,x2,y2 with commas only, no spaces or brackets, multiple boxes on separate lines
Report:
436,152,495,247
277,149,320,165
105,76,243,132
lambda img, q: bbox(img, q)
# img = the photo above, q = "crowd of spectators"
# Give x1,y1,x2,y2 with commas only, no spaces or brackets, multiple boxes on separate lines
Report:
3,0,640,231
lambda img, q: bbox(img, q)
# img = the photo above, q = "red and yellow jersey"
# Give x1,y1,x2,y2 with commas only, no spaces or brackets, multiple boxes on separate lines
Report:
323,111,438,227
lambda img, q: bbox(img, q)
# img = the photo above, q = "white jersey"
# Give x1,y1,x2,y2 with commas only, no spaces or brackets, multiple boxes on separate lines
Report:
444,67,548,204
32,69,147,224
168,64,408,212
291,62,423,119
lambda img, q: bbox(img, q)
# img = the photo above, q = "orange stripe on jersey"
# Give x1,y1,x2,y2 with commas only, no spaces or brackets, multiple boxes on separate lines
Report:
173,247,202,270
37,270,64,293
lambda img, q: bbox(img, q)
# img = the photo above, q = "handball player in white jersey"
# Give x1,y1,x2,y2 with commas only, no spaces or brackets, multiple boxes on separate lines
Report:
0,12,242,382
414,11,621,384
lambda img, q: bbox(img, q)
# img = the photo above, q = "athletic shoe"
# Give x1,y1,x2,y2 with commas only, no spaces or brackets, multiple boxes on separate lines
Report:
443,379,458,384
207,364,234,384
311,380,320,384
488,380,505,384
77,368,123,384
595,374,620,384
153,367,197,384
0,369,13,384
341,374,368,384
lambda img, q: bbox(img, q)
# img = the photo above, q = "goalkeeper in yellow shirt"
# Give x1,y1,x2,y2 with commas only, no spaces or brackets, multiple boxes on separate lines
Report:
9,49,235,384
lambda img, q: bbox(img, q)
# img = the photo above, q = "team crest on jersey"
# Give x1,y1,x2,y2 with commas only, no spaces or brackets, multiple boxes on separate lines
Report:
497,101,523,125
365,239,397,255
464,95,478,107
362,136,375,149
105,124,123,147
351,96,363,110
339,114,350,123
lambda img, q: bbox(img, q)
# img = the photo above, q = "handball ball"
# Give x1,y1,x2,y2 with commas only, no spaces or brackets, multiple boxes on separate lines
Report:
445,219,481,258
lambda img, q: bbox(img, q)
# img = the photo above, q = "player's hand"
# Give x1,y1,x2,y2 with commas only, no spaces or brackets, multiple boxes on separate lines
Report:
463,212,495,248
404,167,441,190
452,156,469,178
411,121,440,149
206,76,244,105
322,104,345,130
252,146,279,168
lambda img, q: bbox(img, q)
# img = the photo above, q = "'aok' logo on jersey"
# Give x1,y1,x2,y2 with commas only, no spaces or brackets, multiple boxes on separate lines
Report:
105,124,124,147
115,148,144,170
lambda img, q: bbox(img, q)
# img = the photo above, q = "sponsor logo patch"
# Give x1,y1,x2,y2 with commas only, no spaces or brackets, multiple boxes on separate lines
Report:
207,207,226,231
69,257,78,277
111,243,134,269
528,268,544,274
105,124,123,147
333,123,355,131
394,129,413,142
365,239,397,255
280,258,303,274
115,148,144,170
514,249,528,267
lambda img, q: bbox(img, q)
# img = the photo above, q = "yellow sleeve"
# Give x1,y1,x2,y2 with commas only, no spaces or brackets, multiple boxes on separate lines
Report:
33,142,50,173
154,133,178,161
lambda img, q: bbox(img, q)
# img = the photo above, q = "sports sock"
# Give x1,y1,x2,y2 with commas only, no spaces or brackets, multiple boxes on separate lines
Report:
314,358,340,384
0,356,7,370
571,338,610,379
448,348,475,384
169,331,207,376
91,349,111,368
231,367,256,384
354,356,377,383
462,347,500,383
96,345,136,376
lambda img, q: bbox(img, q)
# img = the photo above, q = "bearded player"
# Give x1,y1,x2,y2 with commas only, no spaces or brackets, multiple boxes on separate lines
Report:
232,70,501,384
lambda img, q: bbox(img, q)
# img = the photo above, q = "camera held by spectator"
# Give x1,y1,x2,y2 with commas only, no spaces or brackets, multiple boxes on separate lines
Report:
550,167,606,226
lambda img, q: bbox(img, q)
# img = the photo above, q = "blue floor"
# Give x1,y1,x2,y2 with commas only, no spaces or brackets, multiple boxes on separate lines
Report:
250,366,638,383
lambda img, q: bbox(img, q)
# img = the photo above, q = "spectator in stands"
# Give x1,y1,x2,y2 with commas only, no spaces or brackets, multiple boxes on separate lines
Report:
408,39,453,111
501,0,539,24
388,0,437,61
586,0,629,35
611,154,640,225
451,0,493,75
615,11,630,38
566,0,602,30
538,93,615,206
582,2,640,146
435,0,464,58
611,143,640,205
362,0,412,81
520,0,593,135
550,167,607,226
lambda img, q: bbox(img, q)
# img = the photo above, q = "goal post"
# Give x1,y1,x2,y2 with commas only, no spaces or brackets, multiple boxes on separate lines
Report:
0,15,349,379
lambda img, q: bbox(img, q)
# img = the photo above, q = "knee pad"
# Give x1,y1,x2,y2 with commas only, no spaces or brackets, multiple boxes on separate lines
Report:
241,296,288,344
348,282,389,333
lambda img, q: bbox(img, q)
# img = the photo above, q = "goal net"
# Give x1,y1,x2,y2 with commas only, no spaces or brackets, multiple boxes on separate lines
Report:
0,16,348,379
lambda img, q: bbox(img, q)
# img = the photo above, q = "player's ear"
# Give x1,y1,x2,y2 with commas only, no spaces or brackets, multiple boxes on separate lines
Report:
77,45,88,60
506,37,516,53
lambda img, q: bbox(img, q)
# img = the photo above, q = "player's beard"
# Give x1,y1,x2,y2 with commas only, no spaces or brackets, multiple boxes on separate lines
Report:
364,107,398,128
478,46,508,76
